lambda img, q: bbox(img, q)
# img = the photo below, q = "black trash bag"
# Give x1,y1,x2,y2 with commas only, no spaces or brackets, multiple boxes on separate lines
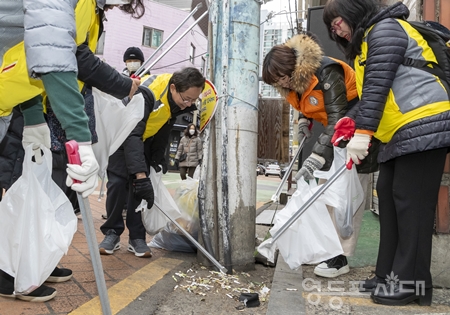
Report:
149,223,197,253
239,293,260,308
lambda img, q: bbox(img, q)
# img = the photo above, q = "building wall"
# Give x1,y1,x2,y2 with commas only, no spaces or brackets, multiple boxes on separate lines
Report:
98,1,208,75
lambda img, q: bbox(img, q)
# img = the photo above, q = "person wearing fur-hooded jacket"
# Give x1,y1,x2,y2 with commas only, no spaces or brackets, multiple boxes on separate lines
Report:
262,32,379,279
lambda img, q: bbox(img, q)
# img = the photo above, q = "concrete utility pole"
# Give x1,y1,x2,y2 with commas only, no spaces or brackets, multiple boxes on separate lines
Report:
208,0,261,271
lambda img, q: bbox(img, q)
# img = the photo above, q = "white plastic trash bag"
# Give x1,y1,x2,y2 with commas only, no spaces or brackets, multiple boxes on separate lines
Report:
258,178,343,270
0,145,77,294
314,147,364,238
149,176,199,252
141,167,181,235
92,88,145,179
192,165,200,180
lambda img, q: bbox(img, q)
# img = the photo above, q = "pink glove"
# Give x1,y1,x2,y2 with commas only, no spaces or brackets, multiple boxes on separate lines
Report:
331,117,356,146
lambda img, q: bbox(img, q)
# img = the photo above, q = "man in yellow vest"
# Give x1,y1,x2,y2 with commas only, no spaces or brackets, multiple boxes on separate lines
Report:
99,67,205,258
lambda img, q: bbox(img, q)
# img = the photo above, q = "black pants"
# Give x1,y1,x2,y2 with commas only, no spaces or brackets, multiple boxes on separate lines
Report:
375,148,447,288
100,148,146,240
179,166,196,180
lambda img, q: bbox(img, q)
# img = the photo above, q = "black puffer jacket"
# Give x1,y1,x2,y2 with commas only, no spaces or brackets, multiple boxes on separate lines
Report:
310,60,352,170
274,34,358,171
0,108,24,190
354,2,450,162
76,42,132,100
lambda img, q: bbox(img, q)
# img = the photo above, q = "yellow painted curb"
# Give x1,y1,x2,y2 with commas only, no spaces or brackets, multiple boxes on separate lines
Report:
69,257,182,315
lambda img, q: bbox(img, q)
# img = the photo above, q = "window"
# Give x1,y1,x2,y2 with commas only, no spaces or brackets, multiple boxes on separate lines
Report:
95,31,106,54
200,56,206,74
189,44,196,64
142,27,163,48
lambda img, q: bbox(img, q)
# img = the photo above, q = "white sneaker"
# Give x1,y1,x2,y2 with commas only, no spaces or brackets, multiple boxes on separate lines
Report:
314,255,350,278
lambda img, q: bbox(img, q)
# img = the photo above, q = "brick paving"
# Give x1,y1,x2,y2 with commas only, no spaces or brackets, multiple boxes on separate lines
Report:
0,185,169,315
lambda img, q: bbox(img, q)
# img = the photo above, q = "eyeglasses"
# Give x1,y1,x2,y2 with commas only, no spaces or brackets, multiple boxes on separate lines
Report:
178,91,199,104
330,18,344,33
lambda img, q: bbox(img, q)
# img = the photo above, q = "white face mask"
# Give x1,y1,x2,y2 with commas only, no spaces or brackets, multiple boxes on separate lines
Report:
189,129,195,135
126,61,141,72
105,0,131,5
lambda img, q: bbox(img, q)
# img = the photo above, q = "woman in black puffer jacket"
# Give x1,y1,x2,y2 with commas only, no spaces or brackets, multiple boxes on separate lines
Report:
324,0,450,306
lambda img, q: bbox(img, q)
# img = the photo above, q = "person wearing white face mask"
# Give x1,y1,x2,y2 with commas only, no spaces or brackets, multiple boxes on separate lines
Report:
123,47,145,76
101,46,145,221
174,123,203,180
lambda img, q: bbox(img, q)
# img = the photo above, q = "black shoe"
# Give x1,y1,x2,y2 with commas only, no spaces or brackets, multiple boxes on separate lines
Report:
371,283,432,306
313,255,350,278
359,274,386,293
46,267,73,283
0,270,14,298
17,284,57,302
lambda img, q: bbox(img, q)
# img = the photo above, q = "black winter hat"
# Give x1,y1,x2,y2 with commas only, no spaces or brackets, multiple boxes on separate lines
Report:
123,47,144,62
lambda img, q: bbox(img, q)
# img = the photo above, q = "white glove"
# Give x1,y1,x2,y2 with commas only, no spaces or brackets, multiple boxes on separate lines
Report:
346,133,371,166
294,153,325,181
22,123,51,164
66,144,99,198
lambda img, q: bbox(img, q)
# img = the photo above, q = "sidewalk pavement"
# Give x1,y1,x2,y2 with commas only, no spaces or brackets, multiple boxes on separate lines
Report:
1,173,449,314
0,174,199,315
0,172,284,315
262,200,450,315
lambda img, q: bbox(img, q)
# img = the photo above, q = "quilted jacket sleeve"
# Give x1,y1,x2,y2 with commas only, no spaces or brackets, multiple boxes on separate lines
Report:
312,64,349,167
23,0,78,76
355,18,408,131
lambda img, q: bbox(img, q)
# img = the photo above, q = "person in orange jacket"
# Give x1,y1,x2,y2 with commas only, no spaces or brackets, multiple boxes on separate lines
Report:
262,32,379,279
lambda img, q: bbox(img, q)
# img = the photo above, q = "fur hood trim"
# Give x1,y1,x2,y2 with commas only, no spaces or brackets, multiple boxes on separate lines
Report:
276,34,323,97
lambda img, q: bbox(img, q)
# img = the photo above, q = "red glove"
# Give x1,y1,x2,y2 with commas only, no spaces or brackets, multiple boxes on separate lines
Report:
331,117,356,146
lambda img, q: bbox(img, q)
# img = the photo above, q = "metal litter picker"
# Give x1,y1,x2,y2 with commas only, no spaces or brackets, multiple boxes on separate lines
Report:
271,137,306,203
66,140,112,315
259,164,347,254
152,201,228,274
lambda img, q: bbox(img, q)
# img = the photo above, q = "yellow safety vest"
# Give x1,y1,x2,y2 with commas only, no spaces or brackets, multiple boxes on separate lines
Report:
141,74,174,140
355,19,450,143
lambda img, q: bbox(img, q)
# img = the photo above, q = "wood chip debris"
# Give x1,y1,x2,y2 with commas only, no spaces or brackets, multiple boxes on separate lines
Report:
172,267,271,302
